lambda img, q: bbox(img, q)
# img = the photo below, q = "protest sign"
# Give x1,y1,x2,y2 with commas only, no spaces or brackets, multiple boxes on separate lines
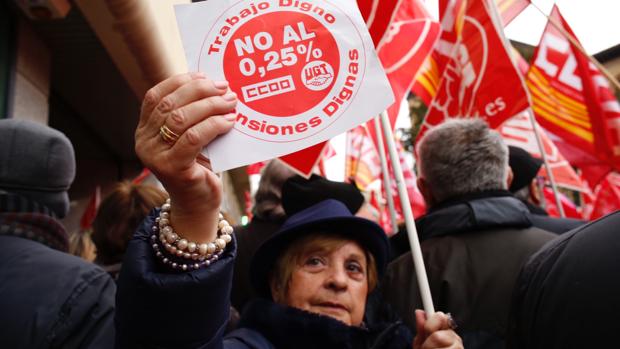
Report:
175,0,393,172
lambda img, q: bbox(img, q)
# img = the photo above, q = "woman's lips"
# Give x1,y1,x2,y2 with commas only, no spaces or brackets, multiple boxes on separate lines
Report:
315,302,348,312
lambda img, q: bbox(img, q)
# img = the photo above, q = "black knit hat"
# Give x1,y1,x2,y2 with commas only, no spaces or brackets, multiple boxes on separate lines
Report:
508,145,543,193
282,174,365,216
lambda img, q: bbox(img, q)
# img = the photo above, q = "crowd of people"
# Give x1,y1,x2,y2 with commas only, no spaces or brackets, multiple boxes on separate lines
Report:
1,73,619,348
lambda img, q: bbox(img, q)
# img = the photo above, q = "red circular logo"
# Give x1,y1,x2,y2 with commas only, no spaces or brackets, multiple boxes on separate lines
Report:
223,11,340,117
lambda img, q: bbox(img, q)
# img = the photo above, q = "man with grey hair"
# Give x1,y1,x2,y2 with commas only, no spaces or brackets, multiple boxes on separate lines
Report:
381,119,556,349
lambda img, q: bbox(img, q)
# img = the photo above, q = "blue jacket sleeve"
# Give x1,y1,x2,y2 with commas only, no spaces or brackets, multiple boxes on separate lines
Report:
115,209,236,349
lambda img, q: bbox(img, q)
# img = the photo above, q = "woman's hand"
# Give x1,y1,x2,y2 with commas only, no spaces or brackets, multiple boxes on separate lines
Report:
413,310,463,349
135,72,237,243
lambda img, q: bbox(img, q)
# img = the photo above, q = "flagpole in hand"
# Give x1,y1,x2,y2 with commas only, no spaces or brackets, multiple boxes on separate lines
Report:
373,117,399,234
379,110,435,314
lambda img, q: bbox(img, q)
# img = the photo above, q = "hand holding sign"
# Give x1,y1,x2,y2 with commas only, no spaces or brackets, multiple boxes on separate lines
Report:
175,0,393,171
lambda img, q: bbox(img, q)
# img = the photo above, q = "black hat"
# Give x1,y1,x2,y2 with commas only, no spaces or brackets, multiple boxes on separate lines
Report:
508,145,544,193
250,199,388,299
282,174,365,216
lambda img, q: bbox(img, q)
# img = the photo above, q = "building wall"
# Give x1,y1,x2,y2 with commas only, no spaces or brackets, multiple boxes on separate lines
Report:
8,18,51,124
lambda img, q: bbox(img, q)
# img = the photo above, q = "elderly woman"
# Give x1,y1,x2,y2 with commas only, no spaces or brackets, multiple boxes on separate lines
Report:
115,73,462,349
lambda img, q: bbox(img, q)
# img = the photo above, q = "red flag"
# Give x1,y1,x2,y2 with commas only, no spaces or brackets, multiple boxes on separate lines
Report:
500,112,590,193
413,0,528,104
440,0,528,26
244,190,253,220
80,186,101,231
589,172,620,220
279,142,328,178
412,0,464,106
526,5,620,180
387,138,426,219
345,126,382,189
366,0,440,149
417,0,529,141
369,190,394,234
246,162,266,176
495,0,529,26
356,0,401,46
542,187,583,219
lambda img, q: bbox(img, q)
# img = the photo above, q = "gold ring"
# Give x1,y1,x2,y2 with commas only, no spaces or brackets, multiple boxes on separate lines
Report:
159,125,179,145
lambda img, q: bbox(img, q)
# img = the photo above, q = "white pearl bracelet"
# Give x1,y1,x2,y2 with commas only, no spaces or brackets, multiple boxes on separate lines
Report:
150,199,234,270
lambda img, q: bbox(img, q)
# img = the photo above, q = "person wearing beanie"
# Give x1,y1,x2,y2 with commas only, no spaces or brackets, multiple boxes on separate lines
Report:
0,119,116,348
508,145,585,234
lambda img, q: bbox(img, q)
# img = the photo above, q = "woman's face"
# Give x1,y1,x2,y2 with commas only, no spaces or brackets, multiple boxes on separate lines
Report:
283,240,369,326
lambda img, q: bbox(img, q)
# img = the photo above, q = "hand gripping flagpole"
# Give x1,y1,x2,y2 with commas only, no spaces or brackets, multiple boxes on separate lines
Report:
379,110,435,314
373,117,400,234
527,108,566,217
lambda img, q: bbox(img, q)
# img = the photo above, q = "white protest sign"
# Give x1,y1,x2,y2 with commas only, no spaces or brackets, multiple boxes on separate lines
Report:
175,0,394,172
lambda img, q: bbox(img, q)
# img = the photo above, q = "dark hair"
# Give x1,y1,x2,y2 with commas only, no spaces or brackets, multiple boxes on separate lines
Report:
92,181,167,264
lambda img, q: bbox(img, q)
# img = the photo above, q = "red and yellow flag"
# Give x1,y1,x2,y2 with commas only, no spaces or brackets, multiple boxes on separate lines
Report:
527,5,620,180
413,0,530,105
417,0,529,141
500,112,590,193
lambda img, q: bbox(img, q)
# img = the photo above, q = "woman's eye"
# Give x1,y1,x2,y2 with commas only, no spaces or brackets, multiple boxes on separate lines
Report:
305,257,324,266
346,262,363,274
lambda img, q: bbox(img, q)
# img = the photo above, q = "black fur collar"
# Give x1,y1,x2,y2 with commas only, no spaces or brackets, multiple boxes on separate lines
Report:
237,299,411,349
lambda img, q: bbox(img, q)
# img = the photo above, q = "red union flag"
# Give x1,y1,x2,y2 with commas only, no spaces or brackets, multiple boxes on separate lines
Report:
356,0,400,46
589,172,620,220
366,0,440,147
417,0,529,141
413,0,528,105
500,112,589,192
527,5,620,177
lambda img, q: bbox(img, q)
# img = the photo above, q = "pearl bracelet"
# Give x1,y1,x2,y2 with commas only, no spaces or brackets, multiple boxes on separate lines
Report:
150,199,234,271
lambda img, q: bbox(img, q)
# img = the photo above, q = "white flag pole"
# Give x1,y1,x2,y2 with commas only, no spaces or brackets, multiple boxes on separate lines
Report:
379,110,435,314
527,109,566,217
373,117,400,234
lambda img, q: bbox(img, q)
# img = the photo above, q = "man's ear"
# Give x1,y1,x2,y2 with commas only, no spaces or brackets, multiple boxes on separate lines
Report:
506,166,514,190
417,176,434,207
529,180,542,205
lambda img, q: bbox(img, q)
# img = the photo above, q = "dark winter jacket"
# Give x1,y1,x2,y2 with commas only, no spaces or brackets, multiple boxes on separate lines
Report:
0,193,116,348
389,194,583,261
116,210,412,349
381,191,556,349
508,211,620,349
517,200,585,234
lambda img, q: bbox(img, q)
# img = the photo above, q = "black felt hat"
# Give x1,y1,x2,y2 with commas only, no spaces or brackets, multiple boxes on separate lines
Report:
508,145,544,193
282,174,365,216
250,199,388,299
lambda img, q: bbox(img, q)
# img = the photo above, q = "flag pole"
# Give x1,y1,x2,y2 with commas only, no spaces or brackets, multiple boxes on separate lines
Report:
530,2,620,91
379,110,435,314
373,117,400,234
527,108,566,217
